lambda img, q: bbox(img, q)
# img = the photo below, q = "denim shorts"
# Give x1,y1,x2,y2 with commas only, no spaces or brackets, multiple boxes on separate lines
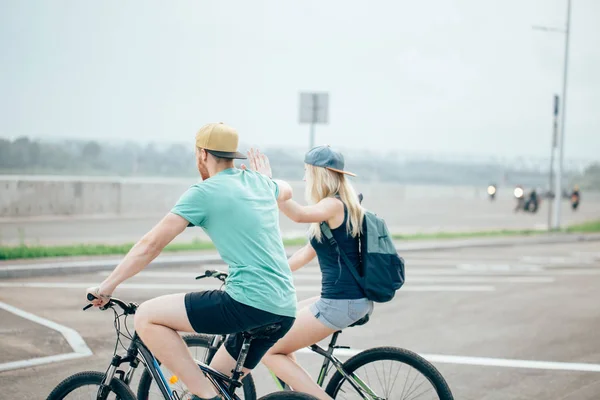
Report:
309,297,374,330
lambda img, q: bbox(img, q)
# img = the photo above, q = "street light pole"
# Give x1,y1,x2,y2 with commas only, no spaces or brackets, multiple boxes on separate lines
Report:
533,0,572,230
548,94,559,230
553,0,572,230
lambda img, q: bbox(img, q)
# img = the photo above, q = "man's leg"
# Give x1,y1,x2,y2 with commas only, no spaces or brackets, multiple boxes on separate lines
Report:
134,293,219,399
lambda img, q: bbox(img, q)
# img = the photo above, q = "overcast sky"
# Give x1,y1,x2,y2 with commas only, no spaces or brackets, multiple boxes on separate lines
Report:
1,0,598,159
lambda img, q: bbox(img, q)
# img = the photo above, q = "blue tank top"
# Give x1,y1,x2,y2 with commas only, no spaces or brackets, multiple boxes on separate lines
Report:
310,202,364,300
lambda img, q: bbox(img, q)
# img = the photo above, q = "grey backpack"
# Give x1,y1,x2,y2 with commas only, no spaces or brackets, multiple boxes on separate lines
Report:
320,196,405,303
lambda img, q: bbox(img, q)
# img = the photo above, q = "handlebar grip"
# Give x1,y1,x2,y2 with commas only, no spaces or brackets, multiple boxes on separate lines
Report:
87,293,97,301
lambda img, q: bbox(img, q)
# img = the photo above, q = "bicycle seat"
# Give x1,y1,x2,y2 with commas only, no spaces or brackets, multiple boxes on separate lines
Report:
243,324,281,340
349,314,370,328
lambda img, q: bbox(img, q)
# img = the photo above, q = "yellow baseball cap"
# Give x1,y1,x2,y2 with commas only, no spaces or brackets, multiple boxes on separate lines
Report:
195,122,247,159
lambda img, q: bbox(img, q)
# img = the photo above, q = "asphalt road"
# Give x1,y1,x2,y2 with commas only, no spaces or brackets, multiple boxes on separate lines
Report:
1,241,600,399
2,194,599,246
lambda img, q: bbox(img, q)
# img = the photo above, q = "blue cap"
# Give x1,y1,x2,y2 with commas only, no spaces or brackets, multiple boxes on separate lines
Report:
304,145,356,176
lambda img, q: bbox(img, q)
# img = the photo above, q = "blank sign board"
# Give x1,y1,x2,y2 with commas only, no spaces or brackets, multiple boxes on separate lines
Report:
299,92,329,124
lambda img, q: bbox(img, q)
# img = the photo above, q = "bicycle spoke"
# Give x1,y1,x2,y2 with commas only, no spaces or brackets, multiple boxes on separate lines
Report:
403,376,429,400
406,383,435,400
385,360,394,396
372,361,386,396
402,367,421,400
330,349,448,400
399,364,412,399
387,359,403,395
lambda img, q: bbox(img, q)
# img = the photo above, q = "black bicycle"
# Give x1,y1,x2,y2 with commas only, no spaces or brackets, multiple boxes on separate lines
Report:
46,287,318,400
138,270,454,400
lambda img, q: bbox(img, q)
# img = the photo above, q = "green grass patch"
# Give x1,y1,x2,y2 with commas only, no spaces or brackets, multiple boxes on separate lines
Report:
392,229,543,241
392,220,600,241
0,237,308,261
565,219,600,233
1,220,598,261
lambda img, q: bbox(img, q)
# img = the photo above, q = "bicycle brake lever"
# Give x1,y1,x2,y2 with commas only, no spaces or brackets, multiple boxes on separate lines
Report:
217,274,227,281
83,304,93,311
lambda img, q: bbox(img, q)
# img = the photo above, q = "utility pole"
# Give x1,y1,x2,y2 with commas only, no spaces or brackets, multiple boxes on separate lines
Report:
533,0,572,229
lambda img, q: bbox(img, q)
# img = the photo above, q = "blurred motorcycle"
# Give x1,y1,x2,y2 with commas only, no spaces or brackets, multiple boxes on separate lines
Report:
571,186,580,211
514,186,525,212
525,189,540,213
487,184,497,201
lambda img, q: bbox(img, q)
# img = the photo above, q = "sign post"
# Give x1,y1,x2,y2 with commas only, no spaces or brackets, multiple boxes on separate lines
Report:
299,92,329,149
547,94,559,230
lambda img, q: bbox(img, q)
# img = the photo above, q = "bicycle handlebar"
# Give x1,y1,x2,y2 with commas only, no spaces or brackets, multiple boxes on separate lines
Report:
84,293,137,314
196,269,228,283
83,269,227,312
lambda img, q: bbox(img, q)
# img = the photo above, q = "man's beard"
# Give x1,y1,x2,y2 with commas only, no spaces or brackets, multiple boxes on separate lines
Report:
198,158,210,181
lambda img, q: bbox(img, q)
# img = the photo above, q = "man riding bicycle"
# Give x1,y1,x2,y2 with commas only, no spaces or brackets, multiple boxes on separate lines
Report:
86,123,297,400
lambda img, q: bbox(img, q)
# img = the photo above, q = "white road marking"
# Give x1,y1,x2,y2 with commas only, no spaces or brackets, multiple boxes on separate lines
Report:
94,271,552,284
0,282,496,292
571,251,600,260
458,263,543,272
0,301,93,372
297,348,600,372
0,353,91,372
520,256,597,265
409,276,554,283
408,268,600,276
0,253,224,272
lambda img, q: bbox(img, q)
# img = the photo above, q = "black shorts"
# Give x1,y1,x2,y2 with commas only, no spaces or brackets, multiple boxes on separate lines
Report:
184,290,295,369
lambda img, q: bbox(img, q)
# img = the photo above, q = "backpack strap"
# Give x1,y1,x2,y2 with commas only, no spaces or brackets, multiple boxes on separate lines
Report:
320,221,365,293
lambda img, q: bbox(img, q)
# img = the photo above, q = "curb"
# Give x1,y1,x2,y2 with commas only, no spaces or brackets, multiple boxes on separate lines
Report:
0,254,227,280
397,233,600,252
1,234,599,279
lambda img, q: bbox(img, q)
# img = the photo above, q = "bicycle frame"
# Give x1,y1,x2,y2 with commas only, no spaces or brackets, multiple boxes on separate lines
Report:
100,331,245,400
270,331,381,400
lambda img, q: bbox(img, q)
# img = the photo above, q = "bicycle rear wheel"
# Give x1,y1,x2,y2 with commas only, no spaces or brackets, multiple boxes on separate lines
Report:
325,347,453,400
258,392,319,399
137,334,257,400
46,371,136,400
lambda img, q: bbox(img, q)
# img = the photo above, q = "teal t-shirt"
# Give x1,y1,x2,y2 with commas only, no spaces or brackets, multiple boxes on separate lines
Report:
171,168,296,318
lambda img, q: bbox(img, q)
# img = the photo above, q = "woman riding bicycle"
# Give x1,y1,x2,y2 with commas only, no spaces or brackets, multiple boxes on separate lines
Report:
247,145,372,400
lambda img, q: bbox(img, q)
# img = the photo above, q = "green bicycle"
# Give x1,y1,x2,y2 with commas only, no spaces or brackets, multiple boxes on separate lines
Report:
138,270,454,400
47,290,316,400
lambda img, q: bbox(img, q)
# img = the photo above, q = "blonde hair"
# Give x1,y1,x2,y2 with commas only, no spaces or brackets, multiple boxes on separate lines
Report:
305,164,364,242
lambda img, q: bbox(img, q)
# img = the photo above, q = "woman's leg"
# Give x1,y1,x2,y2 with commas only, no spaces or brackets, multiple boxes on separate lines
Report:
262,306,336,400
285,295,318,363
296,295,319,313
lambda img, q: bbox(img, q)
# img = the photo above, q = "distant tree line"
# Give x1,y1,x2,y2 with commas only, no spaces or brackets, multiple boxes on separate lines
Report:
1,136,597,189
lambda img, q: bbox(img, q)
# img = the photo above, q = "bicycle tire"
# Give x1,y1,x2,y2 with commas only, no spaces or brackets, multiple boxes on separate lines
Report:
137,334,257,400
258,392,319,399
324,347,454,400
46,370,136,400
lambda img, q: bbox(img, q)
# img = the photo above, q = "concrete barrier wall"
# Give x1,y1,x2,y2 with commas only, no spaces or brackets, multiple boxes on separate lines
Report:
1,175,598,220
0,176,194,217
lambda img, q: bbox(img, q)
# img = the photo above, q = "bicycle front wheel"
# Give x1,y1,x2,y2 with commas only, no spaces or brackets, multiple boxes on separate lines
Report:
46,371,136,400
137,334,257,400
325,347,453,400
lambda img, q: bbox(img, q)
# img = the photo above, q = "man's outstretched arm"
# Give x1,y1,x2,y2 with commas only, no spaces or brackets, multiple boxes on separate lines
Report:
87,213,189,306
